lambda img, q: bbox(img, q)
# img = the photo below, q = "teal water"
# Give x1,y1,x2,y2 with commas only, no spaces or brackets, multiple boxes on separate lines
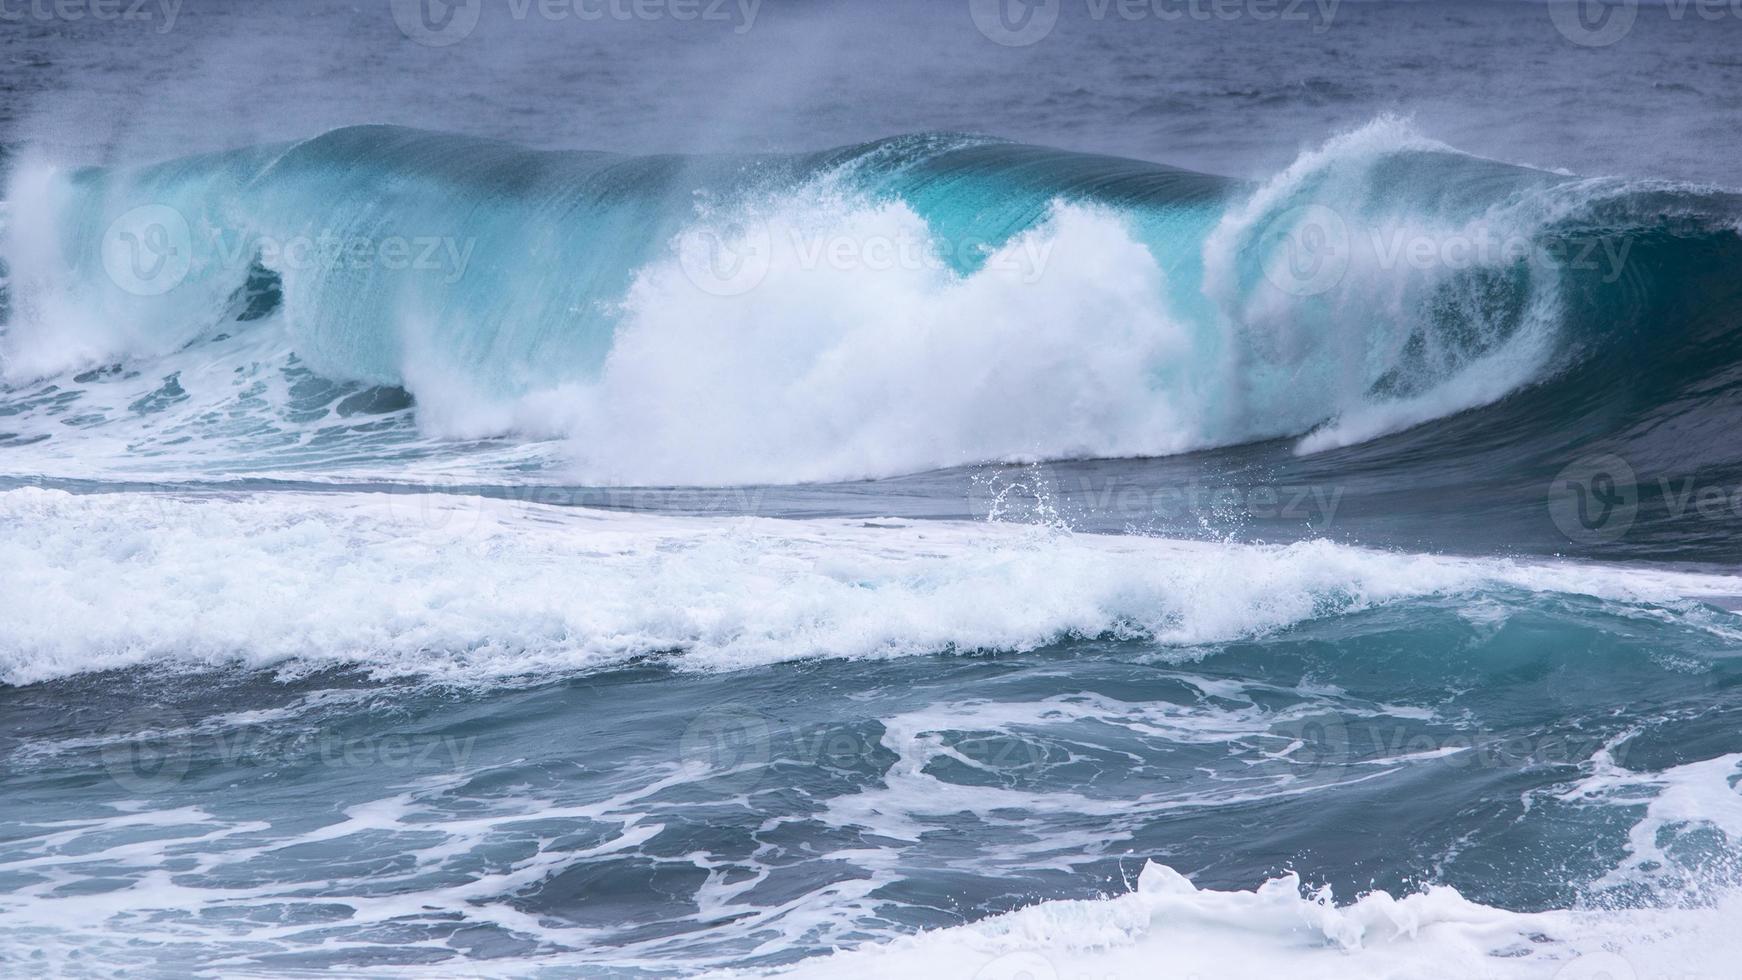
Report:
4,2,1742,977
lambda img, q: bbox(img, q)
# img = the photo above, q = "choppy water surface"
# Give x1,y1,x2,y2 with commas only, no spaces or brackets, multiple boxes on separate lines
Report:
4,2,1742,976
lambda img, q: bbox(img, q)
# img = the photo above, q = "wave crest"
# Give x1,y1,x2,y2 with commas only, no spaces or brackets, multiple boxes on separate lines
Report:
3,120,1739,483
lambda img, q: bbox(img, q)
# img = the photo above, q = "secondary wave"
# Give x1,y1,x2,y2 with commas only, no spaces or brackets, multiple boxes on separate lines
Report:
3,486,1737,687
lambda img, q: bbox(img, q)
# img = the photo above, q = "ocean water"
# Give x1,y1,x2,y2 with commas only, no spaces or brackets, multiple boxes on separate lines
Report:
4,1,1742,976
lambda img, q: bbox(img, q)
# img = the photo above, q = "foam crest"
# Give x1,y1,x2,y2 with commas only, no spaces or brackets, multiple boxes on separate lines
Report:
2,487,1735,687
457,199,1203,484
1202,116,1566,455
770,859,1740,980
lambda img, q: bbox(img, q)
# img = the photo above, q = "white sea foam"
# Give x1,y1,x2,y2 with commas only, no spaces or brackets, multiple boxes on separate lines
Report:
2,487,1736,687
758,858,1740,980
401,198,1211,485
1561,740,1742,900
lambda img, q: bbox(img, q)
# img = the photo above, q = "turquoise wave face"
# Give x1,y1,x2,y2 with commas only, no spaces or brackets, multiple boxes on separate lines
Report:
2,120,1741,486
4,127,1233,387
